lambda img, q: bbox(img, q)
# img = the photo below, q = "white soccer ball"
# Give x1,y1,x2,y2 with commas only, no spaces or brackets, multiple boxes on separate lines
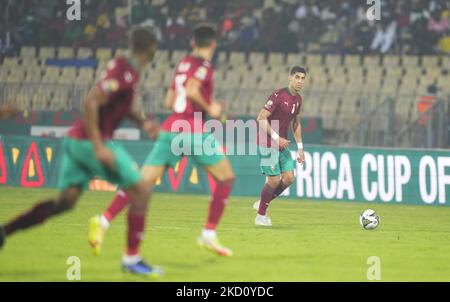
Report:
359,209,380,230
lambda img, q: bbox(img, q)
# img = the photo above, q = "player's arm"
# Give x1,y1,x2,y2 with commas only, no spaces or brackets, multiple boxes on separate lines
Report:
83,85,116,169
257,108,290,150
291,111,305,165
128,110,159,140
185,78,222,118
165,87,176,111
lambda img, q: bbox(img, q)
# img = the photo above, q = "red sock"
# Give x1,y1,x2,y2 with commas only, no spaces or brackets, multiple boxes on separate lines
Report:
126,211,146,256
205,178,235,230
258,184,276,216
103,190,130,222
258,181,291,215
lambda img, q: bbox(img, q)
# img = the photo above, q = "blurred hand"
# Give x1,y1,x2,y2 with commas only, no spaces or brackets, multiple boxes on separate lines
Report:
95,145,115,170
143,119,160,140
277,137,290,150
208,101,223,119
297,149,305,166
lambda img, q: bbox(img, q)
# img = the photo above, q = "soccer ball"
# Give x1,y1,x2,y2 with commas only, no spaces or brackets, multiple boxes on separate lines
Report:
359,209,380,230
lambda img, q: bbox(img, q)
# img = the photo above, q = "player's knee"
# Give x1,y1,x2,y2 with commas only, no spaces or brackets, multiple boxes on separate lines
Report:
56,187,81,213
267,178,281,188
283,174,295,186
56,195,77,213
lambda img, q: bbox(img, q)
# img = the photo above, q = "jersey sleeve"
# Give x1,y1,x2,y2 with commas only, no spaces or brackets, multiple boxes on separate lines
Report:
263,91,280,113
99,58,133,97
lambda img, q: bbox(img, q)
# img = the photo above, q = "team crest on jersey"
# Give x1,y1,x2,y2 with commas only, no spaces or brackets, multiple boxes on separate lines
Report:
195,66,208,80
124,71,133,83
101,79,119,94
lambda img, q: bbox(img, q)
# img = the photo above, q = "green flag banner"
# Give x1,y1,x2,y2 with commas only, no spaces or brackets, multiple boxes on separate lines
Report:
1,136,449,206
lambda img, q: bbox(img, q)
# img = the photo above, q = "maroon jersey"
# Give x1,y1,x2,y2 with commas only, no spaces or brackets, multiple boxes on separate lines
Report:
161,55,214,133
68,56,140,140
257,88,302,148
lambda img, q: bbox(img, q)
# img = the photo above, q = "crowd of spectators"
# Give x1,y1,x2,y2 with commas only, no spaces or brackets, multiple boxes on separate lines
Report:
1,0,450,57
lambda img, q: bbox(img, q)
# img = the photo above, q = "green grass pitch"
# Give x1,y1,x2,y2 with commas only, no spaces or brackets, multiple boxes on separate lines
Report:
1,186,450,281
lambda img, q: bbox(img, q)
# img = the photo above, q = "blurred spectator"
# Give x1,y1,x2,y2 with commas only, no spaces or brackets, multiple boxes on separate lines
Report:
1,0,450,55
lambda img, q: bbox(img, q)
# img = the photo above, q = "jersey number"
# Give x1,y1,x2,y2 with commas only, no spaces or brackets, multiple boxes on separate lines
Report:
174,74,187,113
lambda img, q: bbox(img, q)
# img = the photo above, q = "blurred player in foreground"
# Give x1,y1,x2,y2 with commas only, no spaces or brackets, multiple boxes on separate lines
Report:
89,23,235,257
0,27,162,277
254,67,306,226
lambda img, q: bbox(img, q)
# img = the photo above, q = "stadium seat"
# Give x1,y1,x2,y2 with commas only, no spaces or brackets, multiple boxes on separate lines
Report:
3,57,19,69
20,46,36,58
96,48,113,61
441,56,450,69
171,50,187,64
286,53,304,67
324,55,341,67
115,48,127,57
229,51,247,66
152,49,169,65
59,67,77,84
384,66,403,78
39,47,56,60
42,67,60,83
24,69,42,83
248,52,266,66
363,55,381,67
76,47,94,59
421,55,440,68
58,47,75,59
344,55,361,67
268,52,285,66
383,55,400,67
215,51,228,66
305,54,323,67
21,57,41,67
424,67,441,80
401,55,419,67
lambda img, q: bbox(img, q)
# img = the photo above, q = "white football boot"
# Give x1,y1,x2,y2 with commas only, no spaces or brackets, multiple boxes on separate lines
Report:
255,214,272,227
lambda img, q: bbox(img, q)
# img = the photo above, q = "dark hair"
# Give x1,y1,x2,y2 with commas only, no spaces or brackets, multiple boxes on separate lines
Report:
193,23,217,48
129,26,157,52
290,66,307,75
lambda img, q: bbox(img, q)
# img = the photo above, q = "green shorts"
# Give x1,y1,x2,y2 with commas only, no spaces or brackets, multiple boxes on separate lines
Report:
58,137,142,191
144,131,224,168
259,146,295,176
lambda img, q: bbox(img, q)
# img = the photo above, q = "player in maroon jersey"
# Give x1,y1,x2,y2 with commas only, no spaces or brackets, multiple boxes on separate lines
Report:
0,27,163,277
254,66,306,226
89,23,235,257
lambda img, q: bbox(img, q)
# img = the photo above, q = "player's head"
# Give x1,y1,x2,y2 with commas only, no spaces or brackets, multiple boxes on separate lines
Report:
129,26,157,67
191,23,217,56
289,66,306,92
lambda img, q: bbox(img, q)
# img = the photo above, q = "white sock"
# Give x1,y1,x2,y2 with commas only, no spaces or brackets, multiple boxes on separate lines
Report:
122,254,142,266
100,215,110,230
257,214,266,219
202,229,216,239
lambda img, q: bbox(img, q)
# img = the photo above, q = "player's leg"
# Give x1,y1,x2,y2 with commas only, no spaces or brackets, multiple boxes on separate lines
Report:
198,157,235,256
193,132,235,256
0,186,83,248
88,134,174,255
92,142,163,277
0,138,88,248
256,148,296,225
255,175,280,226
